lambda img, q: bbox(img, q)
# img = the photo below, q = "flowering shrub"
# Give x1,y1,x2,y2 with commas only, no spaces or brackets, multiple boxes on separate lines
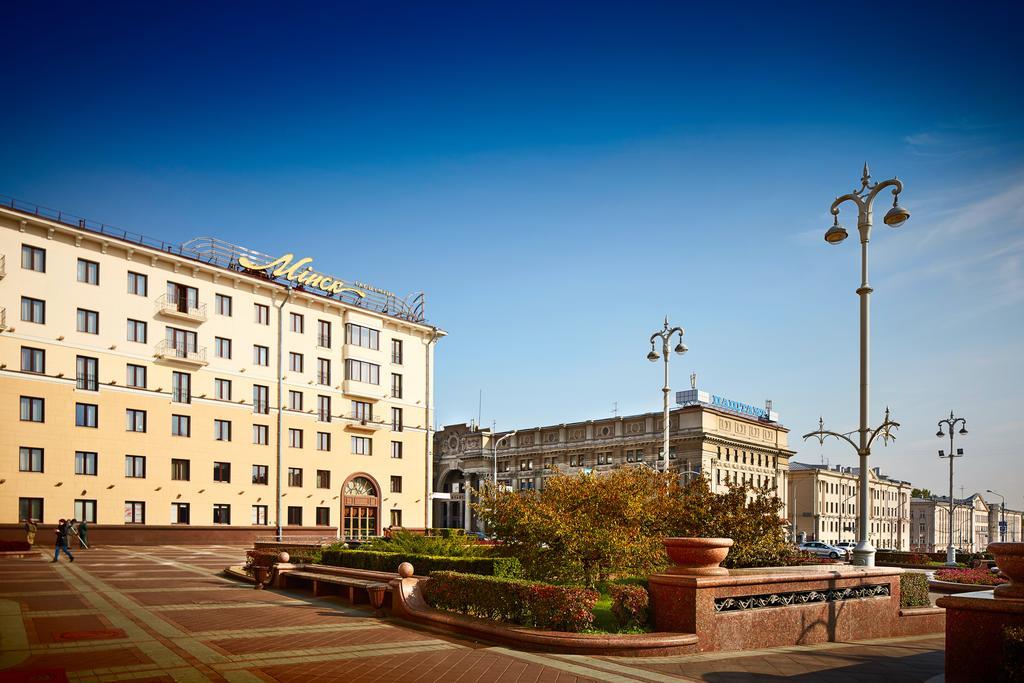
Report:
244,549,278,576
933,568,1008,586
423,571,599,632
609,584,649,629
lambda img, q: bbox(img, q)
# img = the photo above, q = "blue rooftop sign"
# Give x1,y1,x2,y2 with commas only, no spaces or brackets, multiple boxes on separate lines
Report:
676,389,779,422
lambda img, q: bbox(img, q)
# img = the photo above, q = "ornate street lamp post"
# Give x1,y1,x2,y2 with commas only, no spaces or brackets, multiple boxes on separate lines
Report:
987,489,1006,543
803,164,910,567
647,318,687,473
938,412,967,565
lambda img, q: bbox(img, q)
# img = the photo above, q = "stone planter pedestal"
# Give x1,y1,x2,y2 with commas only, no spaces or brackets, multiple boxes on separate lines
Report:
989,542,1024,600
663,537,733,576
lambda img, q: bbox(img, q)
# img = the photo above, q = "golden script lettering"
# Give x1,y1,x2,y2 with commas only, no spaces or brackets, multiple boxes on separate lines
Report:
238,254,366,298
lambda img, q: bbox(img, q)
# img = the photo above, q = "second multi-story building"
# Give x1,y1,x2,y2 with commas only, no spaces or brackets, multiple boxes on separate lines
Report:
788,462,911,550
0,198,443,543
909,494,1020,553
433,387,795,531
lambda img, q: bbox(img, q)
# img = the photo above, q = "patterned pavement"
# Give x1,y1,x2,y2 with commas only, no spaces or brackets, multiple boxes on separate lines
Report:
0,546,946,682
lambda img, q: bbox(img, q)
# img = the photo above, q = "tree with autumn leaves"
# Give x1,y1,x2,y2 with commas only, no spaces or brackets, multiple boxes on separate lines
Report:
473,466,789,587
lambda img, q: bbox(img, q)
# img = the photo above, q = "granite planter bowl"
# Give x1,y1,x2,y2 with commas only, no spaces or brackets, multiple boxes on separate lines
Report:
663,537,733,576
988,542,1024,599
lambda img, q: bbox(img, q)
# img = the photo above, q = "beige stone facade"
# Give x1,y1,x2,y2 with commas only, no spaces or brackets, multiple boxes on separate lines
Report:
910,494,1021,552
788,463,911,550
433,393,794,531
0,202,442,540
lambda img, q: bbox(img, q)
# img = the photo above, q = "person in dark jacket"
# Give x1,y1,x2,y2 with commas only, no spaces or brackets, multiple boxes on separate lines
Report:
76,519,89,549
52,519,74,563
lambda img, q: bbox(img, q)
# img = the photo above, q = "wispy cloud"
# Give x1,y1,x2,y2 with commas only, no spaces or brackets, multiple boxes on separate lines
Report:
903,121,1012,159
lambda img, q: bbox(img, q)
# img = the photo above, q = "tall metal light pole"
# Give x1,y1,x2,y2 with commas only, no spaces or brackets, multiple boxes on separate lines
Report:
492,431,518,485
987,489,1006,543
937,412,967,565
803,164,910,567
647,318,687,473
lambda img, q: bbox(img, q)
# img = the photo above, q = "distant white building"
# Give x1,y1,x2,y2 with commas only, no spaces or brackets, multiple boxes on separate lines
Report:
911,495,1023,552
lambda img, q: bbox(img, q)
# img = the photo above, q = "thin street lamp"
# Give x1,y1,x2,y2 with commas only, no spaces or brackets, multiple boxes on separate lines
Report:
839,490,857,545
938,411,967,566
647,317,687,473
803,163,909,568
987,489,1006,543
492,431,518,486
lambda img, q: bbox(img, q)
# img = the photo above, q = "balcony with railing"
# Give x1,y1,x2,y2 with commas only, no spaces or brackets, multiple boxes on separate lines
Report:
76,373,99,391
318,334,332,349
155,339,208,366
317,372,331,386
346,412,383,431
253,399,270,415
155,293,207,323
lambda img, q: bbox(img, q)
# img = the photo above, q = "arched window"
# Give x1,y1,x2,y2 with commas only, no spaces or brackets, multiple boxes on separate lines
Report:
343,475,379,540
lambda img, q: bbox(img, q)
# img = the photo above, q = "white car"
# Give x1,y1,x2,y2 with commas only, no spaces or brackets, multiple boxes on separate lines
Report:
799,541,847,560
834,541,856,553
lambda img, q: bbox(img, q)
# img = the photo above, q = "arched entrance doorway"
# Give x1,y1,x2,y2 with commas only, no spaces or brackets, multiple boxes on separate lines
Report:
342,474,380,540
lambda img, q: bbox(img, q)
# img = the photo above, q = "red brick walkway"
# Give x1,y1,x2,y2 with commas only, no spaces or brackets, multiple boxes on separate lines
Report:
0,546,945,681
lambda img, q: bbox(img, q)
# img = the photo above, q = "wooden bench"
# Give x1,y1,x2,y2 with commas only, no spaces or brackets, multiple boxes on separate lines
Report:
278,568,391,606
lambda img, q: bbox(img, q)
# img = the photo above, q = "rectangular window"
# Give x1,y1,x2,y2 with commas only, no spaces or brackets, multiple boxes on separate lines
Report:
126,408,147,432
77,258,100,285
172,502,190,524
215,337,232,359
352,400,372,421
253,345,269,366
316,507,330,526
318,320,331,348
213,504,231,525
289,352,304,373
352,436,372,455
391,441,403,459
20,498,44,523
128,271,148,296
19,447,43,472
390,476,402,493
288,467,303,487
252,505,268,525
287,506,302,525
391,407,403,432
253,424,269,445
317,358,331,385
125,501,146,524
345,323,379,349
213,462,231,483
390,509,403,528
289,312,304,333
171,414,191,437
77,308,99,334
21,347,45,373
127,319,148,343
288,390,303,411
171,458,190,481
391,373,403,399
317,395,331,422
172,372,191,404
215,378,232,400
21,296,45,323
166,282,199,313
75,499,97,524
215,294,233,316
252,465,269,485
215,419,232,441
21,244,46,272
317,431,331,451
316,469,331,489
255,303,270,325
76,403,98,427
392,339,403,365
75,451,98,476
20,396,44,422
125,455,146,478
166,324,198,359
126,364,147,388
289,428,304,448
345,359,380,385
76,356,99,390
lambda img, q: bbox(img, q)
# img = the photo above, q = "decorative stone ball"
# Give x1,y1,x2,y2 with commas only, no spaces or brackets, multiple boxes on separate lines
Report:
278,551,290,563
397,562,414,578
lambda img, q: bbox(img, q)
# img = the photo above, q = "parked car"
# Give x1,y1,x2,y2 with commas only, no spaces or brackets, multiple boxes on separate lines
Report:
834,541,856,554
799,541,847,560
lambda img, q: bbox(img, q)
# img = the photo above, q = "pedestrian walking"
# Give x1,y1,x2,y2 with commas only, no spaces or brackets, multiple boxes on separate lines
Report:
53,519,74,563
77,519,89,549
24,518,37,546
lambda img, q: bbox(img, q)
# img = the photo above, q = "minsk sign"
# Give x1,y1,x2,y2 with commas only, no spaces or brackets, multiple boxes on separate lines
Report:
238,253,367,298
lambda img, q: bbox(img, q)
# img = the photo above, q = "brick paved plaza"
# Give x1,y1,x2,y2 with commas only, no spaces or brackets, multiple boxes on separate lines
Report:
0,546,946,682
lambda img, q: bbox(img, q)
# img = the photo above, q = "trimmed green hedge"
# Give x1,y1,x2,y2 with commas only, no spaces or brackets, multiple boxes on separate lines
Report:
422,571,598,632
320,549,521,578
900,572,930,608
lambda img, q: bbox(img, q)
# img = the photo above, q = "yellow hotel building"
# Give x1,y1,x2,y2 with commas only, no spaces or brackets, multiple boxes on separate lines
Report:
0,198,443,544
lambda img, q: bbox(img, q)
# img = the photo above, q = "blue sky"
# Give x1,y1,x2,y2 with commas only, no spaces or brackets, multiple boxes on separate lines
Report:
3,3,1022,507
